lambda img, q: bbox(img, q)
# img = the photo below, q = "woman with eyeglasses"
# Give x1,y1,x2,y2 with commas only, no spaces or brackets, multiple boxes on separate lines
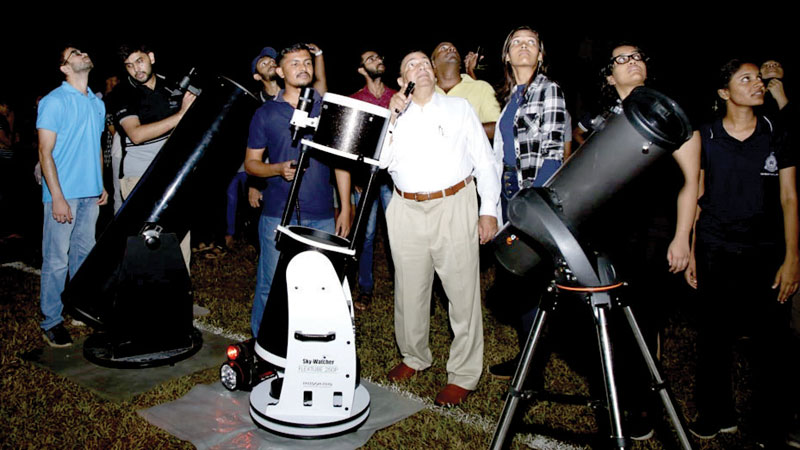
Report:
486,26,569,381
570,42,701,440
574,44,646,145
685,59,799,446
577,42,701,276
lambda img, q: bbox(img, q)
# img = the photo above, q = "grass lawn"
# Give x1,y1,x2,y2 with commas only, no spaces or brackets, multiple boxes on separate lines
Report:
0,230,769,449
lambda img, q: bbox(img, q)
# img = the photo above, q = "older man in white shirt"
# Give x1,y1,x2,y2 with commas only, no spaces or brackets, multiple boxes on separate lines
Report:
381,51,501,407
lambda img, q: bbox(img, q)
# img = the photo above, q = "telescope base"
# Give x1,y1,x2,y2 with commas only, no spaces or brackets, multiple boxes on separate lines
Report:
249,380,371,439
83,327,203,369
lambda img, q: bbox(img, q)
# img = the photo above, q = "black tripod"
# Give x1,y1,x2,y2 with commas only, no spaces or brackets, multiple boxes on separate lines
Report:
490,252,692,449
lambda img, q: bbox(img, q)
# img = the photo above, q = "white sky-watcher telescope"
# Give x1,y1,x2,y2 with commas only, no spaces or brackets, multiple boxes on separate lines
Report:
249,88,391,438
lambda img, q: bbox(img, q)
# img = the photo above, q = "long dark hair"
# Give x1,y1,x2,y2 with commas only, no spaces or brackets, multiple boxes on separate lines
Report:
496,26,548,105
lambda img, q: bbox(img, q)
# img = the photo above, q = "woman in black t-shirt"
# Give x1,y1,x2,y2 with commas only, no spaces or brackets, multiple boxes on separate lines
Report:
577,43,702,440
686,59,799,445
576,43,701,275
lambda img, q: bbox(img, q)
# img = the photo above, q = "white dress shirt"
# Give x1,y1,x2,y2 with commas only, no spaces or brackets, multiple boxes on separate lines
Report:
380,93,501,218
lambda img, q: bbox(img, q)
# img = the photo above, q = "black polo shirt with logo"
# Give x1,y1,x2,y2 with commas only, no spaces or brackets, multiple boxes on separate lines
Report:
697,116,794,249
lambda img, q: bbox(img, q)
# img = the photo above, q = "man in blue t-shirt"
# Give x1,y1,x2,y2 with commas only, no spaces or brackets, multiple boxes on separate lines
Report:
245,43,351,337
37,45,107,347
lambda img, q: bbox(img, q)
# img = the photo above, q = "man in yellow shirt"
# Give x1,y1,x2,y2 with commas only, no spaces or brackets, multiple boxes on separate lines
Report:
432,42,501,139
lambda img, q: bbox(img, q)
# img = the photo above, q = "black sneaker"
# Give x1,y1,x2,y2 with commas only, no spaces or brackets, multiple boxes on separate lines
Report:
43,323,73,348
489,357,520,380
689,417,738,439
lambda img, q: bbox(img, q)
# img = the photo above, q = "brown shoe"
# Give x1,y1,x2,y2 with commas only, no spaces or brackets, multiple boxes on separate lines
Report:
353,292,372,311
434,384,471,407
387,362,417,382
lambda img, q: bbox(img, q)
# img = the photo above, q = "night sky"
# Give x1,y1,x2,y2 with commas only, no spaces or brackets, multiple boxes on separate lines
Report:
4,12,795,128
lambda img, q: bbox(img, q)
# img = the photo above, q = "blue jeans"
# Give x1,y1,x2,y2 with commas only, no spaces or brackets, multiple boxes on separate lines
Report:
353,183,392,294
40,197,99,330
251,214,335,336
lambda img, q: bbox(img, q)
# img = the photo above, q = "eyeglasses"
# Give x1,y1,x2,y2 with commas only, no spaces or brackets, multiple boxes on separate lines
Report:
363,54,384,64
611,52,645,65
61,49,84,66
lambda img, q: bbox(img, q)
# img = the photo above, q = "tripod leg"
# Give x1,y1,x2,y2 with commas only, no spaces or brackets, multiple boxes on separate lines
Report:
623,306,692,450
490,306,550,450
594,303,627,449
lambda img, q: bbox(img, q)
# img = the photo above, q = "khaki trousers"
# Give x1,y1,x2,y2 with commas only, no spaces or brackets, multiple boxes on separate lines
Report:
386,181,484,390
120,176,191,274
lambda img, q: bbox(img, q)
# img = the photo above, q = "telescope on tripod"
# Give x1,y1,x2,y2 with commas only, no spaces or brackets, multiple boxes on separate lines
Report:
491,87,695,449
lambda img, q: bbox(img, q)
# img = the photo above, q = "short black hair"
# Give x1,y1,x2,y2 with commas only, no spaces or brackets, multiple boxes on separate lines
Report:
58,44,76,67
430,41,458,61
358,49,376,68
278,43,311,65
118,44,152,63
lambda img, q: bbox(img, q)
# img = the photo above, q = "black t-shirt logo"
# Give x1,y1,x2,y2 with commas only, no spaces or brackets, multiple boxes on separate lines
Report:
763,152,778,175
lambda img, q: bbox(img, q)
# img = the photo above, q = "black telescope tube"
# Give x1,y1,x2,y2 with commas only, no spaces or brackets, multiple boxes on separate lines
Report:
496,87,692,276
544,87,691,229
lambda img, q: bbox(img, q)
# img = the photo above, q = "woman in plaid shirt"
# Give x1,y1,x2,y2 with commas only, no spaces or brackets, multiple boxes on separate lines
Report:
493,26,568,220
487,26,568,380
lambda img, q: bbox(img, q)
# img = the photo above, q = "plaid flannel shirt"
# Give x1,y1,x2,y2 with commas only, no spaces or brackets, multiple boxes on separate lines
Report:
494,73,567,188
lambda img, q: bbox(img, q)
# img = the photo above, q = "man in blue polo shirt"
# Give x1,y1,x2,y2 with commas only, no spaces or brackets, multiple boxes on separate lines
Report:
37,45,107,347
245,43,351,337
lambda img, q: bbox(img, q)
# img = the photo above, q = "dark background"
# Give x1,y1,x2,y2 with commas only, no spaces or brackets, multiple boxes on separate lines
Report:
4,12,795,128
1,10,796,253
